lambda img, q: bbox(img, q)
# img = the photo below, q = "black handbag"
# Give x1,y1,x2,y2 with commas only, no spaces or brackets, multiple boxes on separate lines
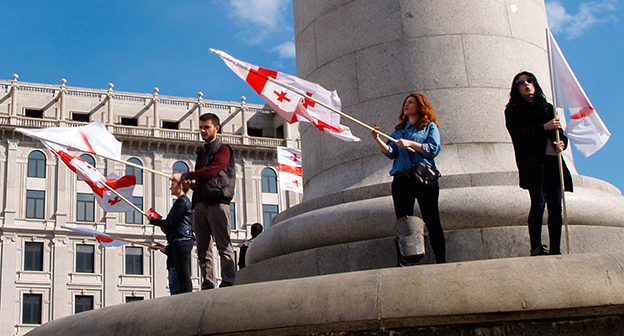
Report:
402,129,441,184
412,161,441,185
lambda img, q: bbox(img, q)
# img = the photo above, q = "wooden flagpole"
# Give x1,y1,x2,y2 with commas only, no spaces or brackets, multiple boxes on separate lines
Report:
100,234,156,249
109,157,170,178
547,28,571,254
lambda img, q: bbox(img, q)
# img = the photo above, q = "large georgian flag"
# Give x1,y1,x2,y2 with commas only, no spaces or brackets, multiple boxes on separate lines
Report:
17,120,122,160
61,226,130,247
211,49,360,142
42,141,136,212
277,147,303,194
547,29,611,157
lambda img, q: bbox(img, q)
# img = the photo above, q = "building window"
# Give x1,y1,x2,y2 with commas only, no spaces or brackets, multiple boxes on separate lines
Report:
230,202,236,229
263,204,279,226
26,190,45,219
276,125,284,139
261,168,277,193
22,294,42,324
77,154,96,181
27,151,46,178
25,108,43,118
125,196,143,224
77,193,95,222
76,244,94,273
75,295,93,314
248,127,263,137
24,242,44,271
126,158,143,185
125,247,143,275
126,296,143,303
162,120,179,130
72,112,90,122
120,117,138,126
172,161,189,175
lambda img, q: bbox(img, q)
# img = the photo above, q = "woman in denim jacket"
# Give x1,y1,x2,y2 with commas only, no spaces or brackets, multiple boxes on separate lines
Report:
372,93,446,264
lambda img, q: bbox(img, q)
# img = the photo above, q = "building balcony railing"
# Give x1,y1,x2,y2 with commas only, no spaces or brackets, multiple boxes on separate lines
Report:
1,116,288,148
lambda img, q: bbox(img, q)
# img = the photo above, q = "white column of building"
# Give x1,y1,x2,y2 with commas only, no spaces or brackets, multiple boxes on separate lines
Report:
102,246,118,307
9,74,18,120
4,140,19,223
58,79,67,122
106,84,114,124
242,159,256,226
50,237,69,319
151,153,168,297
240,98,248,137
0,235,18,336
152,88,159,129
102,156,119,307
53,153,68,229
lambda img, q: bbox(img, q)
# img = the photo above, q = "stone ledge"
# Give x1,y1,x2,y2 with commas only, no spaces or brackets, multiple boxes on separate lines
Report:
27,252,624,335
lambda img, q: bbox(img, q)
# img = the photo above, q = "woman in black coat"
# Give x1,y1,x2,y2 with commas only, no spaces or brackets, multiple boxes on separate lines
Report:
505,71,573,256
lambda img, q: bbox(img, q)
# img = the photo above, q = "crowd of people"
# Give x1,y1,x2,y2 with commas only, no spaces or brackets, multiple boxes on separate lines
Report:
150,71,571,293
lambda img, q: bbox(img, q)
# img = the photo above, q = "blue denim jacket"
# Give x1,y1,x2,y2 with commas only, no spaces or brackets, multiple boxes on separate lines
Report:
384,121,441,176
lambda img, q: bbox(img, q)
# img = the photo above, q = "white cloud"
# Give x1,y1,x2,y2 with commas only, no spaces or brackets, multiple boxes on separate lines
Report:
272,41,296,59
226,0,291,45
546,0,619,39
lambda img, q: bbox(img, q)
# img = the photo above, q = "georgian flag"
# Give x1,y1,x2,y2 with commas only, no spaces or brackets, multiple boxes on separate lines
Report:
17,119,122,160
277,147,303,194
42,140,136,212
547,29,611,157
61,226,130,247
95,173,136,213
211,49,360,142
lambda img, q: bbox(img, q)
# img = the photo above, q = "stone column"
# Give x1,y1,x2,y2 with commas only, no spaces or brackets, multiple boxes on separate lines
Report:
4,140,19,223
51,237,69,319
58,79,67,121
240,0,624,280
106,83,114,124
0,235,18,336
152,88,159,129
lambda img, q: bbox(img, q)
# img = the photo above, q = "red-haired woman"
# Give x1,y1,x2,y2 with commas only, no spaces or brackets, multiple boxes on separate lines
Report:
372,93,446,264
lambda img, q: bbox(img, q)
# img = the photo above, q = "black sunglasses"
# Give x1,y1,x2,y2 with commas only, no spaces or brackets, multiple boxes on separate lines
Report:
515,77,535,86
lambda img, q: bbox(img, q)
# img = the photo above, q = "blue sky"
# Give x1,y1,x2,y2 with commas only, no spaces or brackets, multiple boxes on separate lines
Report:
0,0,622,192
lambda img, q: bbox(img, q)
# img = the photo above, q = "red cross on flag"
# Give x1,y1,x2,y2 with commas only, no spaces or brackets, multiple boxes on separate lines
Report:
547,29,610,157
212,49,360,142
277,147,303,194
42,140,136,212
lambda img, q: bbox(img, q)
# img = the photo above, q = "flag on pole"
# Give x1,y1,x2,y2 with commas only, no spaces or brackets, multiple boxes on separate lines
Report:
43,141,136,212
61,226,130,247
94,173,137,213
17,120,122,160
211,49,360,142
547,29,611,157
277,147,303,194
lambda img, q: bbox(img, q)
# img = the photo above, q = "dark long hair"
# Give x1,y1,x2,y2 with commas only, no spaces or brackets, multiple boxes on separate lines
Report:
506,71,549,111
395,93,439,130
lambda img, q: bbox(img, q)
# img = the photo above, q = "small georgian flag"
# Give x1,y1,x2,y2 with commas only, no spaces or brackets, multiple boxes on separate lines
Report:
277,147,303,194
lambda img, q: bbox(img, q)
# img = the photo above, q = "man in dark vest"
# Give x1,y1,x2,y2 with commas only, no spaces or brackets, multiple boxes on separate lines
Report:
171,113,236,289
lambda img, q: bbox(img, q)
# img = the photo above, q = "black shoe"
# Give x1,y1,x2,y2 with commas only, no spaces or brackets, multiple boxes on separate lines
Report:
531,245,550,256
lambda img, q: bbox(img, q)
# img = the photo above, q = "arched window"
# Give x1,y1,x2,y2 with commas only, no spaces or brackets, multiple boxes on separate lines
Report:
261,168,277,193
126,158,143,185
78,154,96,181
172,161,189,175
27,151,46,178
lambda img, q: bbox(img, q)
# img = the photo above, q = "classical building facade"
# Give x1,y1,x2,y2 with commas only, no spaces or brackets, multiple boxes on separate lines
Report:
0,75,301,335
